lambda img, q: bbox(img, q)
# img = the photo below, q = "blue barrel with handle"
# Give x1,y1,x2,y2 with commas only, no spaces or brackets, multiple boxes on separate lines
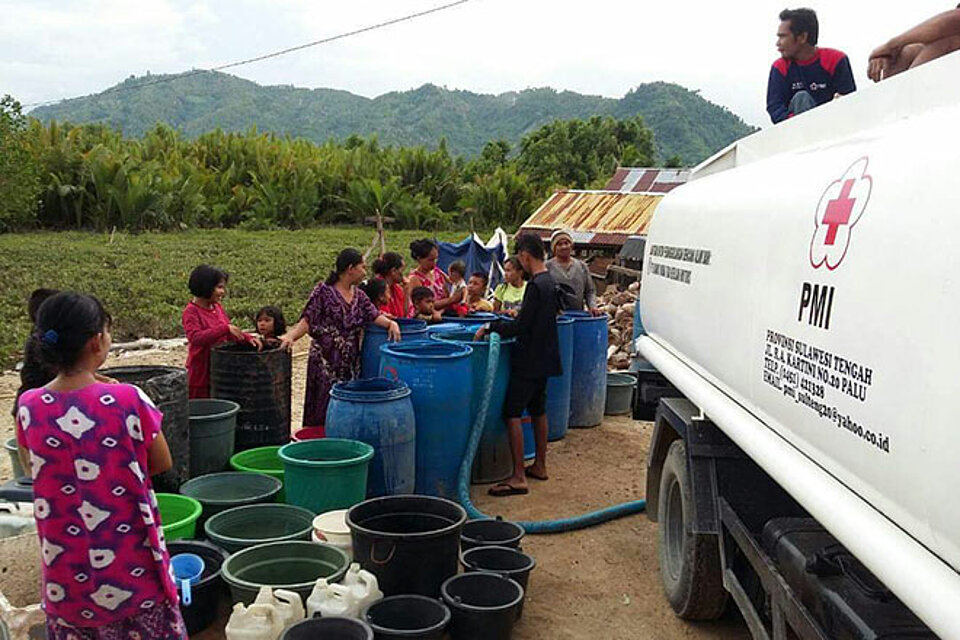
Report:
546,315,575,441
325,378,416,497
566,311,609,428
432,331,514,484
362,318,428,379
379,341,473,498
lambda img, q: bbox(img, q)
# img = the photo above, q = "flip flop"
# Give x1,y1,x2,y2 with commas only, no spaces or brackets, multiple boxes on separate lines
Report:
524,467,548,481
488,482,529,497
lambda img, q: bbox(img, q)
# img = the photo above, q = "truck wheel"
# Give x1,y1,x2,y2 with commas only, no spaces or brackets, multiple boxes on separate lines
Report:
657,439,727,619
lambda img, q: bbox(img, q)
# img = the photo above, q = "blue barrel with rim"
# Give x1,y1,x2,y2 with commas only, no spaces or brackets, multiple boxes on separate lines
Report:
361,318,428,379
546,315,575,441
325,378,416,497
379,341,474,498
566,311,609,428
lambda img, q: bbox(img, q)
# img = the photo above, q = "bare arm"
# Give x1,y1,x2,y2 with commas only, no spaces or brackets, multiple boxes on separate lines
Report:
279,318,310,351
147,431,173,476
869,10,960,80
373,314,401,341
17,444,29,479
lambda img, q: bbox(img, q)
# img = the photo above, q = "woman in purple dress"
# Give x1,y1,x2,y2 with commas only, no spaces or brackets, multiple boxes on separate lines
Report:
280,249,400,427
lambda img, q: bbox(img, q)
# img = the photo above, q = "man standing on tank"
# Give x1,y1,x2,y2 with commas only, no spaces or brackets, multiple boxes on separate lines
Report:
767,8,856,123
475,234,560,497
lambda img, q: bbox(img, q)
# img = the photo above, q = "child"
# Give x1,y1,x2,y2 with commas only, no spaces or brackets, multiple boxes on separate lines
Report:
466,272,494,312
182,265,260,399
254,305,287,346
493,257,527,317
411,286,442,324
448,260,468,303
15,292,186,639
359,279,389,314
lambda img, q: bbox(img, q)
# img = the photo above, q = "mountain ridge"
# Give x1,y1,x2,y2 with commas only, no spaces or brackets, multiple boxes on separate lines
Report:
30,71,756,164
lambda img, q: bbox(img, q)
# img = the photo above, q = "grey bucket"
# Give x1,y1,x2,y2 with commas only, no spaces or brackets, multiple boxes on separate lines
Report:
189,398,239,478
3,438,24,479
605,372,636,416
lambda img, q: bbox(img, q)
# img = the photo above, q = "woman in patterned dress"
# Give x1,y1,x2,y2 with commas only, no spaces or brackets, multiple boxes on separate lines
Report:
279,249,401,427
407,238,460,314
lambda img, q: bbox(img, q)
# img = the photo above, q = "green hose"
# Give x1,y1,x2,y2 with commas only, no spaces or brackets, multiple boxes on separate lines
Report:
457,332,646,533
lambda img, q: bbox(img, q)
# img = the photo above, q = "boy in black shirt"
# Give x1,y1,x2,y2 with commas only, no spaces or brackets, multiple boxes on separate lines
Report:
475,234,561,496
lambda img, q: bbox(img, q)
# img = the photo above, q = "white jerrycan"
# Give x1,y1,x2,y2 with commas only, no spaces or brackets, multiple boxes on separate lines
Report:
342,563,383,612
306,578,361,618
254,586,305,627
224,602,283,640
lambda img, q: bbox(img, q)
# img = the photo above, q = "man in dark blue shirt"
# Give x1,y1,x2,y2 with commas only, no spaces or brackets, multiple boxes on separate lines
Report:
767,8,856,124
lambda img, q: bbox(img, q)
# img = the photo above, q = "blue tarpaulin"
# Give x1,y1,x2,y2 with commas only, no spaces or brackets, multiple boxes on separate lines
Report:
435,235,506,291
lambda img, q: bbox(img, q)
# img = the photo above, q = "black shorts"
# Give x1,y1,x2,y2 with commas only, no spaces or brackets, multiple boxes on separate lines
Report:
503,375,548,419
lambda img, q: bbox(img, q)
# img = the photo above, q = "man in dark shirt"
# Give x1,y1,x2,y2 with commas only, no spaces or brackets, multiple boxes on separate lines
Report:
475,233,560,497
767,8,856,123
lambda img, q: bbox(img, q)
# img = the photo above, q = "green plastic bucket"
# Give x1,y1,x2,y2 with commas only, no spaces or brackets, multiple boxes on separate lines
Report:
222,540,349,604
279,439,374,515
230,446,285,501
204,503,315,553
189,399,239,478
157,493,203,541
4,437,24,479
180,472,282,535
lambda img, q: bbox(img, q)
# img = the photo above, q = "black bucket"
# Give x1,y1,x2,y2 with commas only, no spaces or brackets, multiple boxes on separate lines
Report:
100,366,189,492
362,595,451,640
281,616,374,640
210,343,292,451
167,539,228,636
440,572,523,640
461,545,536,619
460,518,525,551
347,495,467,597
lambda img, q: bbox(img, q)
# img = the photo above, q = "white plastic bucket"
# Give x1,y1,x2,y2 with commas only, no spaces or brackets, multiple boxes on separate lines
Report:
312,509,352,561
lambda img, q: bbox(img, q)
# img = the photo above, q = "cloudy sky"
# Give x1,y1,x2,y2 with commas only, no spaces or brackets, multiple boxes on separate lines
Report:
0,0,952,127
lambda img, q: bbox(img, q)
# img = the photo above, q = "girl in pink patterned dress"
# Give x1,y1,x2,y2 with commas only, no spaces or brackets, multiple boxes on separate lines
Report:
15,292,185,640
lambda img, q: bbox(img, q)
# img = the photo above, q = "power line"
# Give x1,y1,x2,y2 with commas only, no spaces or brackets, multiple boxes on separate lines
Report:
24,0,472,108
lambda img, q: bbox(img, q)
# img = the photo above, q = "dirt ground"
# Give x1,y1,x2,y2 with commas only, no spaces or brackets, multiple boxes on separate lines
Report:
0,344,749,640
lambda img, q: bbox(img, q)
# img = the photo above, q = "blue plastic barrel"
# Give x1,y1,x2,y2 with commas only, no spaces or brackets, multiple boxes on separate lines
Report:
451,312,498,325
546,315,575,441
566,311,609,428
433,331,514,485
379,341,474,498
325,378,416,497
362,319,428,379
425,322,469,338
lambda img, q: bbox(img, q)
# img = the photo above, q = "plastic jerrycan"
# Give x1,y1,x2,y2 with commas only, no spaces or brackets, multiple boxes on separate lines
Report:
343,563,383,612
224,603,283,640
306,578,360,618
254,587,305,627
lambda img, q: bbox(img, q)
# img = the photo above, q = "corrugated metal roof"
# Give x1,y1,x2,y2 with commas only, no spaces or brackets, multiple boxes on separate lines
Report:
519,190,663,240
604,167,691,193
618,236,646,261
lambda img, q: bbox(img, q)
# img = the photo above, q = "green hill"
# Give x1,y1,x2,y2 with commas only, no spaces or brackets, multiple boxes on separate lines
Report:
30,71,755,165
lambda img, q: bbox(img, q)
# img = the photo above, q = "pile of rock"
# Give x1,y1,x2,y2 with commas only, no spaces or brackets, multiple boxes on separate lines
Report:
600,282,638,370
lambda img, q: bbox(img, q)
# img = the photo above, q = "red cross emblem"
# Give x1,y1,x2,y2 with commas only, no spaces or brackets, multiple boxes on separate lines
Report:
809,158,872,270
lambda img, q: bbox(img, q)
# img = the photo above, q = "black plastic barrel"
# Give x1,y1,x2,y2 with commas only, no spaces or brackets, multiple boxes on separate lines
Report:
440,572,523,640
347,495,467,597
100,365,189,492
363,595,451,640
281,617,374,640
167,539,228,636
460,518,525,551
210,343,292,451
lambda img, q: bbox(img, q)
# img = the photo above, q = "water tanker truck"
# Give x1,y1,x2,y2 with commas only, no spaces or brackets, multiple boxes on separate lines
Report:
637,52,960,639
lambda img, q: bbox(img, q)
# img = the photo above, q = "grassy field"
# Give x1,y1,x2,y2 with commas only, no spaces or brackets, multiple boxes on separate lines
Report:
0,228,469,368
